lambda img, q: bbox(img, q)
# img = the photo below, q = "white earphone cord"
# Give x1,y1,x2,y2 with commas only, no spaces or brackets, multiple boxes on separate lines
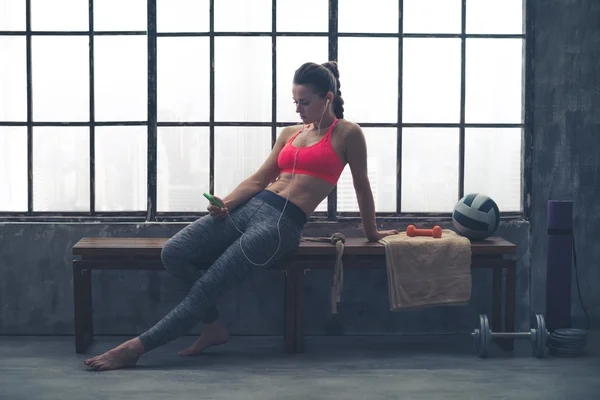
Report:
227,103,329,266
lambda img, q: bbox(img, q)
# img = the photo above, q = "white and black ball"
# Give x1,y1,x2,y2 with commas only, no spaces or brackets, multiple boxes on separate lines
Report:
452,193,500,240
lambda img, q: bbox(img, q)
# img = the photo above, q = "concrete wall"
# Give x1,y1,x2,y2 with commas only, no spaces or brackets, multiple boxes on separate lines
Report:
529,0,600,329
0,221,530,336
1,0,599,337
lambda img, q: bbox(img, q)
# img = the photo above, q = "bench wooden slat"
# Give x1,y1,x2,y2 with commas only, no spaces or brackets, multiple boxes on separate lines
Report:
73,236,515,258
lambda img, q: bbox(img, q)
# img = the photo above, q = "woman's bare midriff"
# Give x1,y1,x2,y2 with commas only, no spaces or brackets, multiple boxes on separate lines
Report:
265,172,335,217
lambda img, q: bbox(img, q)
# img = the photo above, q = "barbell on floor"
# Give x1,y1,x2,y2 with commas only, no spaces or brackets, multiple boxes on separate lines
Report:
472,314,548,358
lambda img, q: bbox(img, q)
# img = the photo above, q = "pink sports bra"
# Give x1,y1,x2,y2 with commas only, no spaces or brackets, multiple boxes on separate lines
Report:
277,119,345,185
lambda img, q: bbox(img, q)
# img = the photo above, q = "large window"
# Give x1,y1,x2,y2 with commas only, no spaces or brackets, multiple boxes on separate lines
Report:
0,0,528,221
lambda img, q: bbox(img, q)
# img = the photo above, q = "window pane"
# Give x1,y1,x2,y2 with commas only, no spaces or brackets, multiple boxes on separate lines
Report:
276,37,328,122
94,0,147,31
32,37,89,122
95,36,147,121
0,37,27,121
95,127,147,211
339,0,398,33
33,127,89,211
0,127,27,211
215,38,271,122
401,128,459,212
338,38,398,123
467,0,523,34
403,38,461,123
214,127,271,197
31,0,88,31
0,0,25,31
158,127,209,212
465,39,523,123
157,0,209,32
158,38,209,122
215,0,270,32
338,128,397,213
465,128,521,212
277,0,328,32
403,0,461,34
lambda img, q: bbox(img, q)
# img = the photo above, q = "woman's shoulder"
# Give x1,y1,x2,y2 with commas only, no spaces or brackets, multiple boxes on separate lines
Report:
277,124,303,144
335,119,363,138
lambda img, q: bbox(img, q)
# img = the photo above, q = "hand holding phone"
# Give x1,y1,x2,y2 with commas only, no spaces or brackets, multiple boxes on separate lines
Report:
203,193,228,218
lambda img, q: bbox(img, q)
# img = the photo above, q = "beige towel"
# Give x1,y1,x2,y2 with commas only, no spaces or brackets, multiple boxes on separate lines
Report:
379,229,472,311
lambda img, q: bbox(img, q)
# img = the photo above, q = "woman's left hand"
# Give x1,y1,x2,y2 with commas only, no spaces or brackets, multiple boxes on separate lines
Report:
367,229,399,242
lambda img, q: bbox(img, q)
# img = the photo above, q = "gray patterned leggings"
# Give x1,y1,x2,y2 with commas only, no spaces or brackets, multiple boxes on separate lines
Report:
138,190,307,352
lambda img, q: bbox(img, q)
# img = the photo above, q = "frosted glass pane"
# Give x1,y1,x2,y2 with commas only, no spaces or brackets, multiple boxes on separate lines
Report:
338,128,397,213
339,0,398,33
277,0,328,32
403,38,461,123
338,38,398,123
403,0,461,34
32,37,89,122
214,127,271,197
0,127,27,211
95,127,147,211
158,127,209,212
215,0,270,32
465,39,523,123
157,0,209,32
94,0,147,31
465,128,521,212
215,38,271,122
95,36,147,121
276,37,329,122
402,128,459,212
467,0,523,34
31,0,88,31
0,37,27,121
33,127,89,211
158,38,209,122
0,0,25,31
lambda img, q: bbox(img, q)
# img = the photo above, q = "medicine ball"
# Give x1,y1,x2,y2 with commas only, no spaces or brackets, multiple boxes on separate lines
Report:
452,193,500,240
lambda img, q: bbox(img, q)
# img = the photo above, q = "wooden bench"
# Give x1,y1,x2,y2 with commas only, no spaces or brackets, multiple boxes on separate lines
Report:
72,236,517,354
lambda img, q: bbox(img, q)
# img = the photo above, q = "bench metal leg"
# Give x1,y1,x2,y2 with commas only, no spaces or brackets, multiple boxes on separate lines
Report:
492,262,517,351
504,261,517,351
283,268,305,353
73,261,93,353
283,269,297,353
294,270,305,353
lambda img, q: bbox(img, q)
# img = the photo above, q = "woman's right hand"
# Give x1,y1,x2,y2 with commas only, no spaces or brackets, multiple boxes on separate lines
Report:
207,195,229,218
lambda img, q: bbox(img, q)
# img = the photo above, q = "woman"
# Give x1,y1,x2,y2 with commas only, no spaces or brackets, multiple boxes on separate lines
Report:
84,61,398,371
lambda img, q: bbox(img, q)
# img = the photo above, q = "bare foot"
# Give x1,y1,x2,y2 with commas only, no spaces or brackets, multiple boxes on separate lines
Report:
178,321,229,357
84,337,145,371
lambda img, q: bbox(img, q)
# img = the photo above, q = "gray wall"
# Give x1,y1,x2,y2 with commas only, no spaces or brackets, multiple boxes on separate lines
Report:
1,0,598,336
0,221,530,336
529,0,600,329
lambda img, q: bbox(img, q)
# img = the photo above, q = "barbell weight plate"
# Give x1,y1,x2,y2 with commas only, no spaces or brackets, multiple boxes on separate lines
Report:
478,314,490,358
535,314,546,358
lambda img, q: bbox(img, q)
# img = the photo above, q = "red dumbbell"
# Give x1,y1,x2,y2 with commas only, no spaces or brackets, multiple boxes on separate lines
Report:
406,225,443,238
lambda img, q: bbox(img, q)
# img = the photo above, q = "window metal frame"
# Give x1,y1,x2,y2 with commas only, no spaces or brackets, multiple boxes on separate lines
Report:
0,0,532,223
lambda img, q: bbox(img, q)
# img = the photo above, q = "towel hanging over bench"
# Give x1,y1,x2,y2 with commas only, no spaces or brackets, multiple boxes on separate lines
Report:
379,229,472,311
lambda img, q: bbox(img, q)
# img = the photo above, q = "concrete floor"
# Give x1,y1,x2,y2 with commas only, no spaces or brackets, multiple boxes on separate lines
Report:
0,334,599,400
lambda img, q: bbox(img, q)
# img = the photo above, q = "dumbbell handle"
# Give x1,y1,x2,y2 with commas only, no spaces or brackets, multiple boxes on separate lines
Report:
472,330,547,339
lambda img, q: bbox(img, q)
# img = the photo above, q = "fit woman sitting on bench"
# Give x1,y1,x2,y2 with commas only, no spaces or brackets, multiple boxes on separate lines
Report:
84,61,398,371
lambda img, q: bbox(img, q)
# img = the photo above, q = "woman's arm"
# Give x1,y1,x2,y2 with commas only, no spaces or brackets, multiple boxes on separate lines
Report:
345,124,398,242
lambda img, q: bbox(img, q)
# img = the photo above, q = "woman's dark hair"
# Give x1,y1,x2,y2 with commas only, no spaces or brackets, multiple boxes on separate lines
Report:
293,61,344,119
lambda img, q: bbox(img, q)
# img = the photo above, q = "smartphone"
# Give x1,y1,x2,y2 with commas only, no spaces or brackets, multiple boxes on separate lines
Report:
203,193,224,208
